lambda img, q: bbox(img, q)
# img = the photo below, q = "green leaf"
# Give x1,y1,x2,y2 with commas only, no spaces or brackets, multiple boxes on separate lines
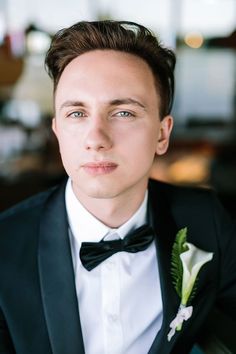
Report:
188,276,198,304
171,227,188,298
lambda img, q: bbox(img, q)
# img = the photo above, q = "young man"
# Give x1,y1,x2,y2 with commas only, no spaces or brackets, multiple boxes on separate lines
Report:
0,21,235,354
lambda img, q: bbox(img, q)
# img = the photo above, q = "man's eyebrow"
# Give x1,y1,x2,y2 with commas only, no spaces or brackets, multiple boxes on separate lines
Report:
109,98,146,109
59,100,85,111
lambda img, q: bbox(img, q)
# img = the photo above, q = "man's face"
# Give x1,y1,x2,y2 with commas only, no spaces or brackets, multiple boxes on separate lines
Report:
53,50,173,203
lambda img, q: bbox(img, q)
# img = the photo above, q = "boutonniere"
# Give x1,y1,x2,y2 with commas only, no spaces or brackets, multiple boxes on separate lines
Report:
167,227,214,342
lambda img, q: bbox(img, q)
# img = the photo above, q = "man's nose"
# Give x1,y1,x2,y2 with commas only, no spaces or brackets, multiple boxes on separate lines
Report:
84,118,113,151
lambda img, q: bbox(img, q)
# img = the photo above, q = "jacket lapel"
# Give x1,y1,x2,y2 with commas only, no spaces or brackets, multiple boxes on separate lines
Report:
148,180,184,353
38,181,85,354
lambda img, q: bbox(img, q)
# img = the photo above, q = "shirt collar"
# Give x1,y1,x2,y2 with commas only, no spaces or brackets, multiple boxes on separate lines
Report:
65,179,148,245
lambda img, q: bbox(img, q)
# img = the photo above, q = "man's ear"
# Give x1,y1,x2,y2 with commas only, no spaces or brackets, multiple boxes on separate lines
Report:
155,115,173,155
52,117,58,137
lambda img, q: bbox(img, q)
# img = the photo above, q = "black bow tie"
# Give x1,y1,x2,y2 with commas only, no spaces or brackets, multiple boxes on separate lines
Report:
80,224,154,271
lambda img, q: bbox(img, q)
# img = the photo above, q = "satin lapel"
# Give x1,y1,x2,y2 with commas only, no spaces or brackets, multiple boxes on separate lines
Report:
147,181,182,354
38,181,85,354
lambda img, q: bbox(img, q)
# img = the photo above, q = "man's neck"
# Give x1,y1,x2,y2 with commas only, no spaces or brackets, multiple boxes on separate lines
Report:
71,183,147,228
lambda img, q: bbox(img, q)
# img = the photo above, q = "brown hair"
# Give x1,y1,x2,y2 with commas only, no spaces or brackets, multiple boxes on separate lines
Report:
45,20,176,118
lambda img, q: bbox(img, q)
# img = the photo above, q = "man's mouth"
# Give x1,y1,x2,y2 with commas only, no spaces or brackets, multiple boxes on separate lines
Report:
82,162,118,175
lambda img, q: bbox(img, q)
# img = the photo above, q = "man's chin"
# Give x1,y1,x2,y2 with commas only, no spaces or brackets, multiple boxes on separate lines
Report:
83,186,120,200
73,182,121,200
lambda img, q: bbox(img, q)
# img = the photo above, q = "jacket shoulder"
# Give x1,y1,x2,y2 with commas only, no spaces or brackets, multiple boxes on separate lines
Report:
148,178,216,201
148,179,233,243
148,178,230,225
0,185,58,225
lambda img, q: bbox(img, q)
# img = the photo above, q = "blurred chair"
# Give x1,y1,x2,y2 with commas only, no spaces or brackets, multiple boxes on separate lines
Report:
0,35,24,86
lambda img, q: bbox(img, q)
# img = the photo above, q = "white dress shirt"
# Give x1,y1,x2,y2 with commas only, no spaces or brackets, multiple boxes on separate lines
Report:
65,179,163,354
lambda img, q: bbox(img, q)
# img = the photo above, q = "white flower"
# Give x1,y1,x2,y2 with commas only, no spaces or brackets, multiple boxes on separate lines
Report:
180,242,213,306
168,228,214,342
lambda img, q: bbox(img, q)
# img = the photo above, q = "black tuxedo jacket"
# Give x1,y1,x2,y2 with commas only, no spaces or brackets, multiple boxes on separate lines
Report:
0,179,235,354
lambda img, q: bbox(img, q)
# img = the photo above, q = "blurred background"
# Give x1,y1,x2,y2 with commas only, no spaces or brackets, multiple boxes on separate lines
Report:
0,0,236,218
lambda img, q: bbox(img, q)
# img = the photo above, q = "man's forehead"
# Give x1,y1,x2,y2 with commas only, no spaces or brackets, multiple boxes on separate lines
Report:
54,49,160,109
58,49,155,83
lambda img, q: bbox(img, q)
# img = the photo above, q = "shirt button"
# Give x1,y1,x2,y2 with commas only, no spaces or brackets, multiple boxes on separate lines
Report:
109,314,118,322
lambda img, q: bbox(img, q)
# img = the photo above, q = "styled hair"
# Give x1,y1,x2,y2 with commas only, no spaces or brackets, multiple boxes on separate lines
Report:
45,20,176,118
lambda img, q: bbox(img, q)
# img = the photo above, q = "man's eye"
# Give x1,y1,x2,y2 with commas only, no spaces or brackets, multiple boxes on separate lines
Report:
116,111,133,118
68,111,85,118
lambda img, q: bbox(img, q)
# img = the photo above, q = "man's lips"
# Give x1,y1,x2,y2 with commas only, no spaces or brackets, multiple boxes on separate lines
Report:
82,162,118,175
